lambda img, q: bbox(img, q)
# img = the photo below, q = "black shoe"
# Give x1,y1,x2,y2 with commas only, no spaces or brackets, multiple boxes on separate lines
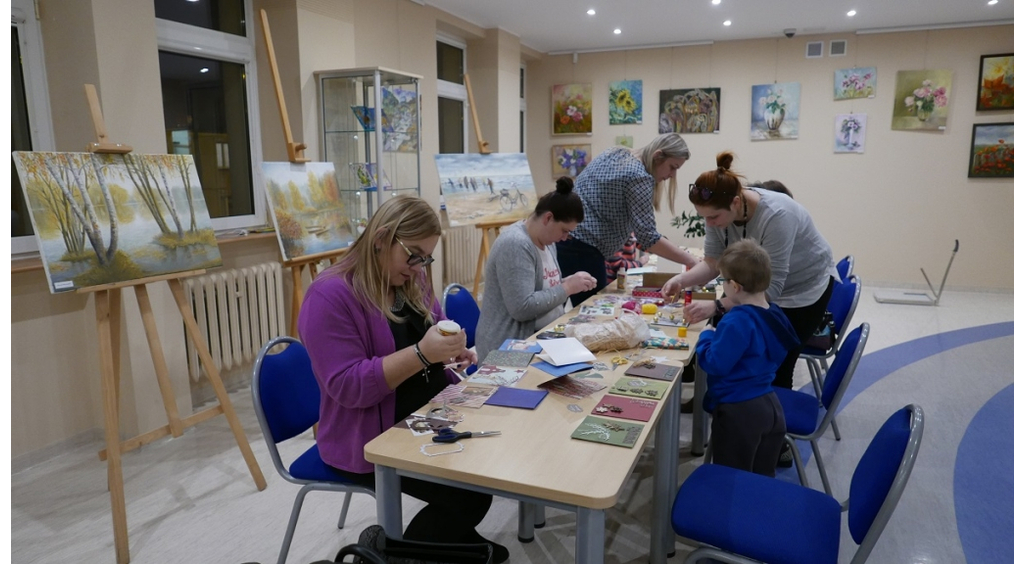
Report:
680,398,693,414
681,364,695,383
777,444,794,468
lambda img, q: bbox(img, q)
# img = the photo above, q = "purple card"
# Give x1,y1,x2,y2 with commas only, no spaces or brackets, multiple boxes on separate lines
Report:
485,386,548,409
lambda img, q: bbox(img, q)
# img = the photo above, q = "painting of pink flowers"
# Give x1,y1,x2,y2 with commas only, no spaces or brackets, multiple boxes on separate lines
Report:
834,114,866,153
891,70,952,131
834,67,876,100
552,83,593,135
551,144,591,179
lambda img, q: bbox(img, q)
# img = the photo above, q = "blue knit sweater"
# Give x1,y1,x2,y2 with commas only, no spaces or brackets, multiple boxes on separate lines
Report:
695,303,800,412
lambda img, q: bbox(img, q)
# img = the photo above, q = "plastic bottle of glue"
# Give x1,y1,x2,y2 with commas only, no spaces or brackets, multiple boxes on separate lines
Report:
437,320,461,336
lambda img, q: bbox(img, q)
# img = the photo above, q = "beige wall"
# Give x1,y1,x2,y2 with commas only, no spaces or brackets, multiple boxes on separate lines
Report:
526,26,1013,289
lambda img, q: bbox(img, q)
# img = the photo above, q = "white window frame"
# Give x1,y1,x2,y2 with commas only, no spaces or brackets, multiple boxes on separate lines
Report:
11,0,56,255
155,3,266,231
436,34,468,153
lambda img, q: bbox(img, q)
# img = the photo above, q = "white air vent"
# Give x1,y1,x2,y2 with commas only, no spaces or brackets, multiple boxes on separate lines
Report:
830,40,847,56
805,41,824,58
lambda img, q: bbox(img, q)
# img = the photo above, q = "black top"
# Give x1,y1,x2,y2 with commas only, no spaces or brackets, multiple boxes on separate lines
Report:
389,301,448,423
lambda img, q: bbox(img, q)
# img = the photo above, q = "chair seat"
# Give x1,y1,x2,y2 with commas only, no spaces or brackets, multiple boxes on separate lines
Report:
775,388,822,436
672,465,842,564
800,345,829,357
289,443,352,484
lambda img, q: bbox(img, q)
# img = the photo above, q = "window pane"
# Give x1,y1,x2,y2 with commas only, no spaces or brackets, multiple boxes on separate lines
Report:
12,26,34,238
437,41,464,84
438,97,464,154
158,51,253,218
154,0,246,36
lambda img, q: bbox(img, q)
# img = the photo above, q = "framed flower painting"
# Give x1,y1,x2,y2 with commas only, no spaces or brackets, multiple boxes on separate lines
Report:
976,54,1013,111
968,123,1013,178
834,67,876,100
552,83,593,135
609,80,642,124
658,88,720,134
750,82,799,140
891,69,952,131
551,144,592,179
834,114,866,153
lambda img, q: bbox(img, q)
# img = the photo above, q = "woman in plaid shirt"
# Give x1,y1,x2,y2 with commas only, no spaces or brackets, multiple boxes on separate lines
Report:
557,133,699,305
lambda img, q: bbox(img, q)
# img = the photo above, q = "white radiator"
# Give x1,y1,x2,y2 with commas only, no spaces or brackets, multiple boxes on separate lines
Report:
443,225,482,287
183,262,287,382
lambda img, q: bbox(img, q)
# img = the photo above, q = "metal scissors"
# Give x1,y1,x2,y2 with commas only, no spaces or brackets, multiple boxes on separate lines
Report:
432,428,502,443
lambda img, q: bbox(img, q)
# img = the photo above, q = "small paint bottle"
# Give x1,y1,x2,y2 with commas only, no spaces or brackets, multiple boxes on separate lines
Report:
616,269,627,290
684,288,693,305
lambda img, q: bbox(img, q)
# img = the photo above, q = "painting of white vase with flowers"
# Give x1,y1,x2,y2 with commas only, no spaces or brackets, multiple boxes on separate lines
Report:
751,82,800,140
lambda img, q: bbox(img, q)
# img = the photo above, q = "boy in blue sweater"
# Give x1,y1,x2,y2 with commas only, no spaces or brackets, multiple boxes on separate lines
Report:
695,239,799,476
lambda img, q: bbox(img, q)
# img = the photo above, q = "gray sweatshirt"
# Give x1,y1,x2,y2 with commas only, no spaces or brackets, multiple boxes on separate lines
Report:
475,221,569,362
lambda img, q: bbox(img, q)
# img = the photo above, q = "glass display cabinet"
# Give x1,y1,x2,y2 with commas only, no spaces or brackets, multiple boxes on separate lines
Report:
315,67,422,228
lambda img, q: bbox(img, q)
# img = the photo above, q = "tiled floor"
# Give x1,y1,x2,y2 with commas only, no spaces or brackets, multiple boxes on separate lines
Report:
10,285,1014,564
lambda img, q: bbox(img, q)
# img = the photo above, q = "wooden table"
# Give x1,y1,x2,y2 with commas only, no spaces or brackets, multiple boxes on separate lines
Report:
364,294,697,563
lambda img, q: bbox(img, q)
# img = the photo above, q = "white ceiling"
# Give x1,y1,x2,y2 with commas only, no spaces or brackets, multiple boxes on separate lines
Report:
423,0,1013,54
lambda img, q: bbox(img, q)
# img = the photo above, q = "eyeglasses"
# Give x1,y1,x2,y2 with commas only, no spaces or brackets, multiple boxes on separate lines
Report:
689,183,714,202
396,239,435,267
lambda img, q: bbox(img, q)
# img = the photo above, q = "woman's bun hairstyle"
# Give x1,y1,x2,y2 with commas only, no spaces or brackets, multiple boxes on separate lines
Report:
555,176,574,195
536,176,584,223
716,151,735,172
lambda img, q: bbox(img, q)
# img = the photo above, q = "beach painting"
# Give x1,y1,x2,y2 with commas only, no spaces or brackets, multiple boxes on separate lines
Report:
435,153,537,227
13,152,222,293
263,161,354,261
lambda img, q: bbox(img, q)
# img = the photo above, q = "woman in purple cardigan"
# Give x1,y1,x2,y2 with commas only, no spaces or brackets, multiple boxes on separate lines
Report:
298,196,507,561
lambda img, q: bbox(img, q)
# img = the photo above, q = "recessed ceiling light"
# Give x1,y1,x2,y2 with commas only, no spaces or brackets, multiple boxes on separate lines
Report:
847,9,856,16
200,67,210,73
587,8,596,15
987,0,998,4
613,28,622,34
711,0,721,4
186,0,200,3
723,20,732,26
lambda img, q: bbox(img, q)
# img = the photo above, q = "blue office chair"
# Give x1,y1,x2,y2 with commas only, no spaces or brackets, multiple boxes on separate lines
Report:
802,274,862,440
441,283,480,348
836,254,854,280
674,403,924,564
251,336,374,564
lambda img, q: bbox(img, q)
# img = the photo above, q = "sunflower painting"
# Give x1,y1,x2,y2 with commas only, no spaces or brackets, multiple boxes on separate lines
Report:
609,80,642,125
552,83,593,135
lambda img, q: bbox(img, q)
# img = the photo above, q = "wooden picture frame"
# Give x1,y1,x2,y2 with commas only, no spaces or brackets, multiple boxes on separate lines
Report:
968,123,1013,178
976,54,1013,111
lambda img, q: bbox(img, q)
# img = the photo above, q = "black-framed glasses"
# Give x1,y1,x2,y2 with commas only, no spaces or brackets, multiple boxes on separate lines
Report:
396,239,435,267
689,183,713,202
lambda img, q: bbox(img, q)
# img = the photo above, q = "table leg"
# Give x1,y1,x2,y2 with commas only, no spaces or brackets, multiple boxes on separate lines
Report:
576,507,605,564
517,501,536,542
374,465,403,538
691,362,709,456
535,504,547,528
651,376,680,564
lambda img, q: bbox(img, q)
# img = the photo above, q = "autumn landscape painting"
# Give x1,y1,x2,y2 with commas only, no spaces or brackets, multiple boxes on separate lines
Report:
263,161,354,261
13,152,222,293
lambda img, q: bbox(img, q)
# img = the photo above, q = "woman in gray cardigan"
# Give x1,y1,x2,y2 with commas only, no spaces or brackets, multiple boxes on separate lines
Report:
475,177,597,361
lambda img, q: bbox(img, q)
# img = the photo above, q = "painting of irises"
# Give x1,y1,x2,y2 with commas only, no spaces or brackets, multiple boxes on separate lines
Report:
551,144,591,179
834,67,876,100
659,88,720,134
834,114,866,154
263,161,353,261
609,80,642,124
552,83,593,135
968,123,1013,178
976,54,1013,111
13,152,221,293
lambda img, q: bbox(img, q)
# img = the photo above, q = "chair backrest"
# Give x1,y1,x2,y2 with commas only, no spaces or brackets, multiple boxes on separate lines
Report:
820,323,869,418
251,336,321,474
836,255,854,280
828,275,862,352
847,404,925,563
442,283,480,348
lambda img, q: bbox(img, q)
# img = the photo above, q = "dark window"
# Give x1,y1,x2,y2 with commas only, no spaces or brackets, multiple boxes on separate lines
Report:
12,25,33,238
154,0,246,36
158,51,254,218
438,97,464,154
437,41,464,84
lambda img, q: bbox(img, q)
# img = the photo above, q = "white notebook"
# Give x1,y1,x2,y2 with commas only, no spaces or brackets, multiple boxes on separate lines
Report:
537,337,597,366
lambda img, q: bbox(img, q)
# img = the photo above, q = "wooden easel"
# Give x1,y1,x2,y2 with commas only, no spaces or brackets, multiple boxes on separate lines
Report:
260,9,348,335
81,84,266,564
464,73,491,155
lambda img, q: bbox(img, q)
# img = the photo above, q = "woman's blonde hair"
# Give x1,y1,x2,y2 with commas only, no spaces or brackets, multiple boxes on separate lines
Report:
324,196,442,324
635,133,690,214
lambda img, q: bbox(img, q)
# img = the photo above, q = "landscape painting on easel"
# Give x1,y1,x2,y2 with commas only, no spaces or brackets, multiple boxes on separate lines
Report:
13,152,222,293
435,153,537,227
262,161,354,261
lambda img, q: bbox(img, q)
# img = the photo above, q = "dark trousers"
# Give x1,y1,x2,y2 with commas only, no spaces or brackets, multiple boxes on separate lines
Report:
711,393,786,477
331,466,493,543
556,238,609,307
774,279,834,390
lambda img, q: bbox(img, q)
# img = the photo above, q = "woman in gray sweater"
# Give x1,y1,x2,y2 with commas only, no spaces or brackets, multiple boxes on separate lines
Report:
475,177,598,362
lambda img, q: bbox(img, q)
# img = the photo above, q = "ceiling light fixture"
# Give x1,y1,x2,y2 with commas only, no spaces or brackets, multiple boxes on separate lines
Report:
847,10,856,16
987,0,998,4
587,8,596,15
723,20,732,26
200,67,210,73
613,28,622,34
711,0,721,4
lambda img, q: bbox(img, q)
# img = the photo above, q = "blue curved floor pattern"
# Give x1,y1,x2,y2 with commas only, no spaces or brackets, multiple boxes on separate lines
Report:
954,383,1013,564
785,321,1014,563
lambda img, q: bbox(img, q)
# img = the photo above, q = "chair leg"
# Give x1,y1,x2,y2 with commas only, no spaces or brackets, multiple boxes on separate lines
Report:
337,491,353,529
810,439,833,497
817,359,842,441
805,358,823,400
279,485,314,564
787,436,808,487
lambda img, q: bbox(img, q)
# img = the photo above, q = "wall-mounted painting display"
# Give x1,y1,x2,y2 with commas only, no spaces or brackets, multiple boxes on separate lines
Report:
976,54,1013,111
552,83,593,135
751,82,800,140
350,163,392,191
13,152,222,293
834,67,876,100
263,161,354,261
892,70,952,131
658,88,720,134
435,153,537,227
552,144,592,179
834,114,867,154
615,135,633,148
382,86,419,152
968,123,1013,178
609,80,642,125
